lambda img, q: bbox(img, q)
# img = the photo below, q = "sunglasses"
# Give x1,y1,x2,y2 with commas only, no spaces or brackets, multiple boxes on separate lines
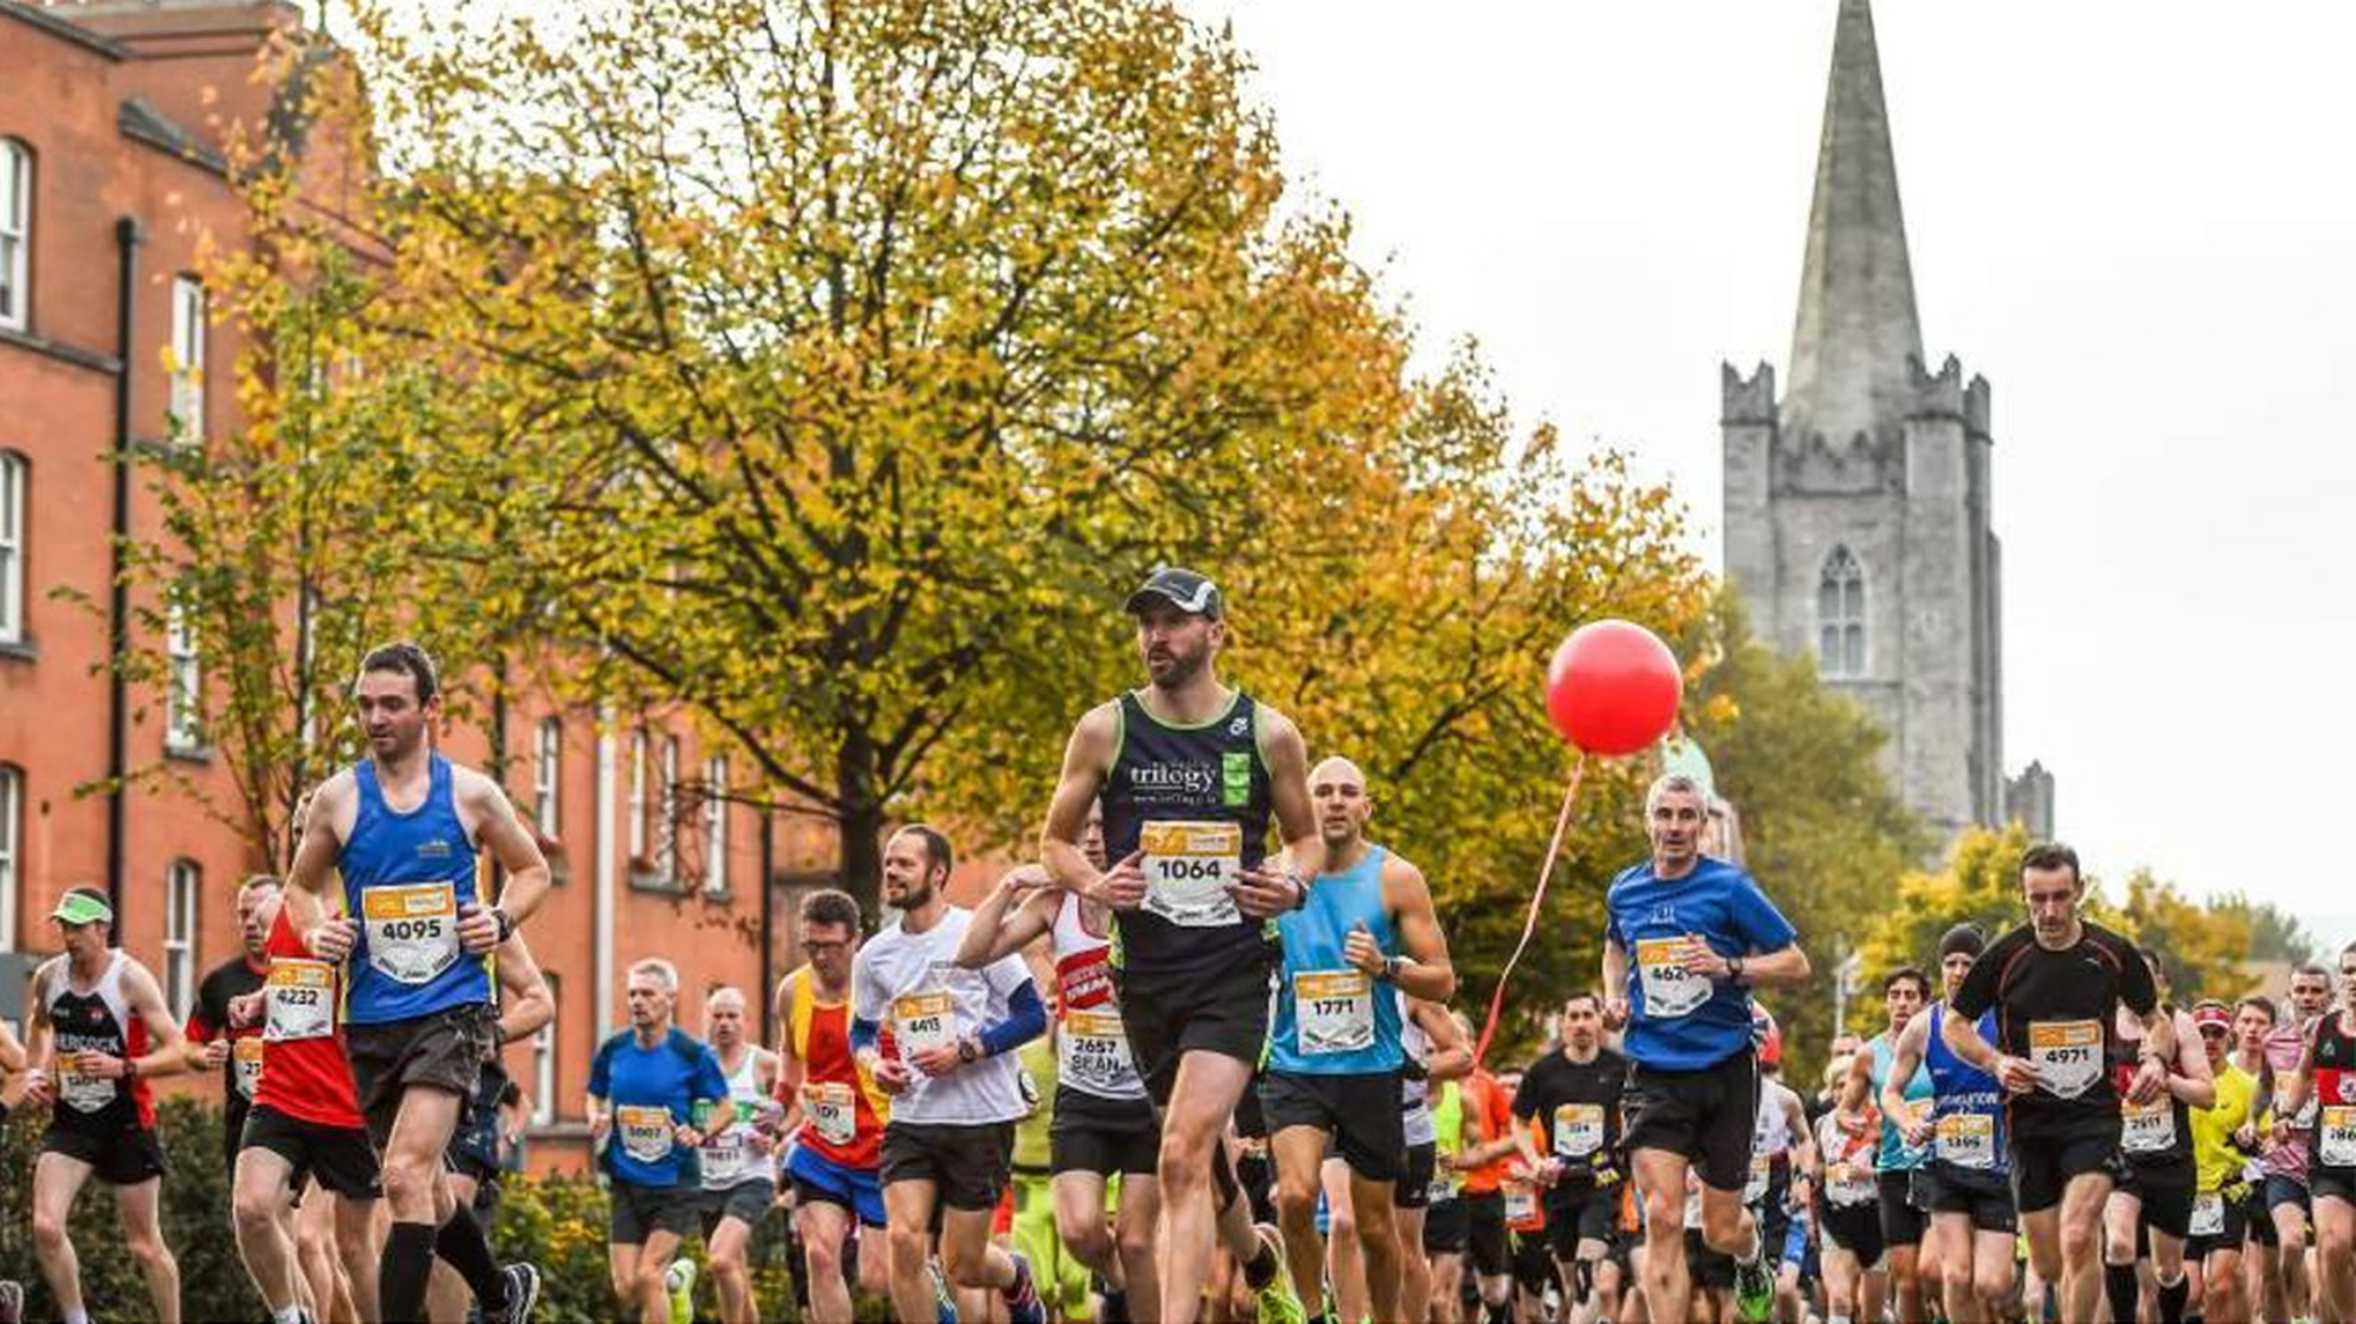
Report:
2197,1025,2230,1038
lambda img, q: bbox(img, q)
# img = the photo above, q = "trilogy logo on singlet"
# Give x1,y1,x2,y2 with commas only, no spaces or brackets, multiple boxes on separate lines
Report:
1126,761,1218,801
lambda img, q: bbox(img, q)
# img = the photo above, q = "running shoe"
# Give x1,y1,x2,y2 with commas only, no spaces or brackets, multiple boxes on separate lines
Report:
929,1260,957,1324
1251,1225,1308,1324
664,1258,696,1324
1004,1250,1047,1324
492,1262,542,1324
1733,1250,1775,1323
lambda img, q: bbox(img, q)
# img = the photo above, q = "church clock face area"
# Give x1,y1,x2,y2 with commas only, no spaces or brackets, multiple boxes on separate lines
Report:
1719,0,2051,844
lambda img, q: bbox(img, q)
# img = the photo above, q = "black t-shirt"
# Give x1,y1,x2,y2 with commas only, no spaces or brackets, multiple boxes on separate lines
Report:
189,955,270,1152
1951,920,2156,1138
1512,1047,1627,1183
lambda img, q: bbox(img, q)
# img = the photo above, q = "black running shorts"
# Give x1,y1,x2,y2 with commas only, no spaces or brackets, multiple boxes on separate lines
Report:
1623,1047,1757,1193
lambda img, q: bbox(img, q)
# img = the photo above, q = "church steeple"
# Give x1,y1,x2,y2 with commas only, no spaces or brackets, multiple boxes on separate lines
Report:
1782,0,1922,447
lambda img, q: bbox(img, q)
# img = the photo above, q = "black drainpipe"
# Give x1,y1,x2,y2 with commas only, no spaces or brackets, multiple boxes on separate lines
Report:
759,810,776,1047
106,216,143,921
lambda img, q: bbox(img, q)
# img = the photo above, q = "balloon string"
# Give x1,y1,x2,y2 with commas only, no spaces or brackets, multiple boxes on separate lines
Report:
1474,754,1587,1067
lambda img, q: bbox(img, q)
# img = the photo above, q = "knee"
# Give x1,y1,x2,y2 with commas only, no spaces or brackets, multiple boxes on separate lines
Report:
2318,1224,2355,1261
1642,1189,1682,1238
1117,1215,1156,1265
803,1233,842,1280
127,1231,173,1268
634,1265,671,1300
1327,1209,1358,1246
1976,1264,2013,1305
2062,1221,2103,1265
1273,1174,1319,1226
1701,1203,1745,1251
1158,1136,1212,1193
379,1153,433,1207
941,1238,988,1288
30,1207,66,1249
1060,1212,1113,1262
233,1186,281,1233
886,1225,930,1274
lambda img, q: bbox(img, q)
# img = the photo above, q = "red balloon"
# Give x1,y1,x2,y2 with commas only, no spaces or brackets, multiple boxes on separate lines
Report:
1545,620,1682,756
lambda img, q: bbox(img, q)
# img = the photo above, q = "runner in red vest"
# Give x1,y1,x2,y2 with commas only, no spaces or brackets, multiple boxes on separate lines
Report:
774,888,892,1324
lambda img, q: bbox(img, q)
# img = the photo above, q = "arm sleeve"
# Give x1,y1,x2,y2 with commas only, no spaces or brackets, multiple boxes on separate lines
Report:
1729,876,1800,953
976,978,1047,1058
1950,939,2002,1020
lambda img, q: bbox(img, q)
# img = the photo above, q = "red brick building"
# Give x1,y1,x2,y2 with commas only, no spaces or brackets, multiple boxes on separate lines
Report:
0,0,881,1174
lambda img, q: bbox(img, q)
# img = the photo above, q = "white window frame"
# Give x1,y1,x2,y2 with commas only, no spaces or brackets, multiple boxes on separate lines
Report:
627,730,648,859
0,451,23,644
0,765,20,952
534,717,561,839
0,139,27,333
532,972,558,1125
164,601,201,751
659,734,680,883
702,753,728,894
164,859,199,1020
169,275,206,443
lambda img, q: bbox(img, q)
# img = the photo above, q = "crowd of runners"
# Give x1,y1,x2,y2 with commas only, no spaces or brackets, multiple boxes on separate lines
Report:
0,567,2353,1324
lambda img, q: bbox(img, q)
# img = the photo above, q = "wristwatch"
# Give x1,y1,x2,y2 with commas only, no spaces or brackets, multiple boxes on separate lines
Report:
492,906,517,943
1381,954,1407,983
957,1036,979,1064
1285,871,1311,911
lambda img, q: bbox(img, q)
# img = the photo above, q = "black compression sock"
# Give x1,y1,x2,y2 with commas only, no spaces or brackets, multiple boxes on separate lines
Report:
435,1204,510,1315
2104,1262,2140,1324
2158,1271,2189,1324
1241,1238,1277,1291
382,1220,438,1323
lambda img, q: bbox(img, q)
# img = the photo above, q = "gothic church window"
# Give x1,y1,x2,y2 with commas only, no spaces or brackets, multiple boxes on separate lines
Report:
1817,546,1865,678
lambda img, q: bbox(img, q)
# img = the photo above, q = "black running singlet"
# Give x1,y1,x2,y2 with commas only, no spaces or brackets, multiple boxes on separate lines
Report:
1099,688,1275,982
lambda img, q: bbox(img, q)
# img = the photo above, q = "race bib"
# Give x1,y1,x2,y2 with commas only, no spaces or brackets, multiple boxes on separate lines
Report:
58,1067,113,1113
699,1099,761,1187
805,1082,858,1148
232,1035,266,1098
1554,1103,1605,1159
266,958,337,1042
1934,1112,1995,1169
1058,1009,1137,1095
2121,1096,2177,1154
1427,1165,1461,1205
1293,970,1375,1056
616,1104,675,1164
1635,936,1711,1020
1504,1181,1537,1224
892,991,957,1059
2027,1021,2104,1099
1826,1161,1875,1207
361,883,461,985
2321,1106,2356,1167
2190,1192,2224,1237
1140,821,1243,928
1743,1153,1771,1205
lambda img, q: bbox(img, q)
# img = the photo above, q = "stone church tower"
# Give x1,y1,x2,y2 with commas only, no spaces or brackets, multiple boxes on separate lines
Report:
1721,0,2050,840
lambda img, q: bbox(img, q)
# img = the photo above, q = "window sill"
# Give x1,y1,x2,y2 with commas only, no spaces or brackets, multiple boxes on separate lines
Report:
164,741,213,765
0,636,36,662
527,1120,591,1141
629,869,685,895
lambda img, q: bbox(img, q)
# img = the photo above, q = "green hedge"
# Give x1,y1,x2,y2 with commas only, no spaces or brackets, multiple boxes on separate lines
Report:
0,1097,881,1322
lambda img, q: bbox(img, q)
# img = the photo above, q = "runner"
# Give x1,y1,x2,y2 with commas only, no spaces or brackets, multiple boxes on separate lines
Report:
1039,567,1315,1324
184,876,280,1183
1841,968,1933,1324
428,931,557,1324
2184,1000,2257,1324
2272,941,2356,1324
1263,754,1455,1324
694,986,782,1324
2227,993,2284,1324
21,887,190,1324
1877,926,2015,1324
2101,948,2210,1324
0,1020,22,1324
281,641,548,1324
2255,964,2329,1324
849,824,1049,1324
1515,991,1630,1324
1502,1110,1558,1324
775,888,892,1324
1811,1049,1884,1324
1941,841,2170,1324
228,879,383,1324
1006,998,1097,1324
588,958,735,1323
1425,1068,1472,1324
1749,1024,1816,1324
1603,771,1811,1324
1397,992,1473,1324
958,805,1162,1324
1452,1035,1520,1324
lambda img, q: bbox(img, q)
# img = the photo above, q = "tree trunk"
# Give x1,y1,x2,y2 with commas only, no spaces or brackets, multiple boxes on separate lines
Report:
837,730,884,921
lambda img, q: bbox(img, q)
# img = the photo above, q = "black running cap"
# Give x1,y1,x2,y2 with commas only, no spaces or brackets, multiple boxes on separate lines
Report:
1938,923,1985,960
1124,567,1223,618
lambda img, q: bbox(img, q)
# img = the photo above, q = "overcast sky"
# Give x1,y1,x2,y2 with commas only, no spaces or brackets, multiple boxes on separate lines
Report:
1190,1,2356,948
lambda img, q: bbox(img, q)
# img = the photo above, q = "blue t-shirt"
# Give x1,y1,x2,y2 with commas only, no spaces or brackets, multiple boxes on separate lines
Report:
1605,856,1798,1072
589,1027,732,1188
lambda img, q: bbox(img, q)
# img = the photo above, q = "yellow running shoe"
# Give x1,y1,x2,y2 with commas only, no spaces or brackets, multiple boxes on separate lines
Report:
1250,1225,1307,1324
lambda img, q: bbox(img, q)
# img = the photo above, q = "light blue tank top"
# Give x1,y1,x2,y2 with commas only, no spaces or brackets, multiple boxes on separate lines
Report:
1870,1029,1935,1171
1269,845,1402,1075
339,754,492,1024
